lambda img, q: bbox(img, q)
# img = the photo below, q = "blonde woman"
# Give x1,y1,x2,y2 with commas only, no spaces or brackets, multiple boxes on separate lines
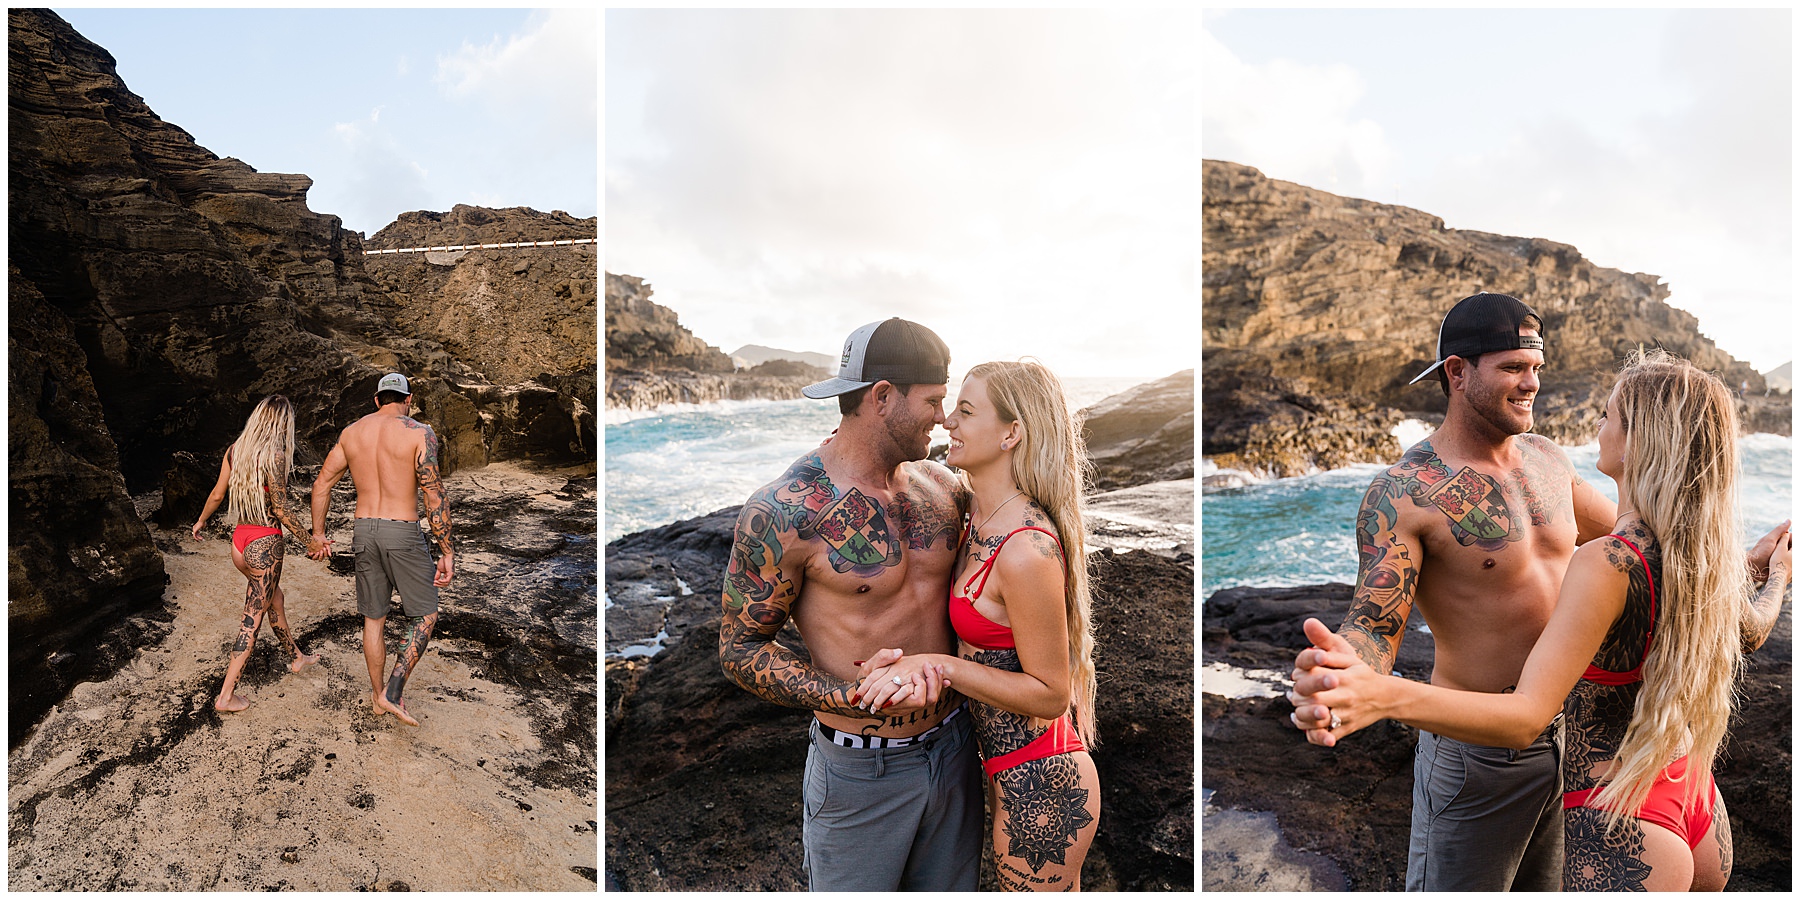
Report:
192,395,322,712
855,360,1101,891
1293,349,1791,890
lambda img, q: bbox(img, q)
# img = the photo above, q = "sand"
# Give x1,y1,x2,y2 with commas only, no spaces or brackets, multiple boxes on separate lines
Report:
9,466,598,891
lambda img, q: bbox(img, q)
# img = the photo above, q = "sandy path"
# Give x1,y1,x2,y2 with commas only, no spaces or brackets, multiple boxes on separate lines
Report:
10,471,597,891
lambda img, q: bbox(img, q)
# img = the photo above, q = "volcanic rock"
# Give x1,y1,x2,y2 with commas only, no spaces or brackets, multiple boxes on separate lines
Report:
1079,369,1195,490
1201,583,1791,892
605,515,1194,890
7,9,596,744
1203,160,1789,477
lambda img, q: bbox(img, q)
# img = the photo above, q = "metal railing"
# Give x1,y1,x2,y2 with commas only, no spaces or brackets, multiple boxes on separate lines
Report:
363,237,596,255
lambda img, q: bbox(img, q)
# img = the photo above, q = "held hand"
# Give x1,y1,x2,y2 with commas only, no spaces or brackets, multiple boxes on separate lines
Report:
1748,519,1791,582
854,655,938,712
850,648,907,702
434,552,454,587
1286,618,1381,747
1771,529,1793,587
307,535,334,561
873,663,943,717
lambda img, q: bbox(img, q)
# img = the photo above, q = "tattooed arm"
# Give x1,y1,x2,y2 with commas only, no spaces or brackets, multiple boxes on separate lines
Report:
1336,472,1426,674
718,490,889,720
414,424,454,586
1743,530,1792,652
266,471,310,543
1299,539,1628,749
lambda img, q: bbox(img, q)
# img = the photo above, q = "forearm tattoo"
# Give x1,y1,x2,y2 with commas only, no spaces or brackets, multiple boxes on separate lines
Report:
1342,474,1417,672
1744,562,1790,650
408,420,453,557
1564,806,1653,891
266,475,308,540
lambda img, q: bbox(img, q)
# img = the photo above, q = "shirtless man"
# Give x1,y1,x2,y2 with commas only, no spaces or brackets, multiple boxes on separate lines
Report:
719,319,980,891
309,373,453,727
1288,293,1618,890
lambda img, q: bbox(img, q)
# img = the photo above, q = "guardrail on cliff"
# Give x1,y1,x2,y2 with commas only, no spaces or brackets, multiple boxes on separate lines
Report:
363,238,596,255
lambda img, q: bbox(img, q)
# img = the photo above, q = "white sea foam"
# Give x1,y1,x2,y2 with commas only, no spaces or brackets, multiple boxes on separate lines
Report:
1391,418,1432,451
604,397,807,426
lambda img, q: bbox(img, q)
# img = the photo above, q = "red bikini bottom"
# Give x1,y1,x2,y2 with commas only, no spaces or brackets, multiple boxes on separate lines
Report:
1562,755,1715,850
983,715,1086,778
232,524,282,555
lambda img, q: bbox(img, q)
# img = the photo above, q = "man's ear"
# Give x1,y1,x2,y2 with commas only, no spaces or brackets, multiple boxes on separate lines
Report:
1443,356,1471,394
869,381,896,414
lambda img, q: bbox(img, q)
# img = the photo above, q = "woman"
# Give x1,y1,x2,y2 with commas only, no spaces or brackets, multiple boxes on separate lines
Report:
192,394,320,712
854,360,1101,891
1295,349,1791,890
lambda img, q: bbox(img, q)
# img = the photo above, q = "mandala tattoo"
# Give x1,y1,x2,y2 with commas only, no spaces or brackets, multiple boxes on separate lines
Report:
966,648,1035,758
996,753,1095,873
1564,806,1653,890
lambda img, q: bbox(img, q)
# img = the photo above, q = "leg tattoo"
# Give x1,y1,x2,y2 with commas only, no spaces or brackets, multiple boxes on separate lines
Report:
384,612,438,704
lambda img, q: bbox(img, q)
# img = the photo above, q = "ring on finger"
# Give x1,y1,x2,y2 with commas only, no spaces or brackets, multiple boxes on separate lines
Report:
1330,713,1343,729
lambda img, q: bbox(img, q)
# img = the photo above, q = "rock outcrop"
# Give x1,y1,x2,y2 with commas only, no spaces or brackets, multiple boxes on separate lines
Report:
1203,160,1789,478
7,9,595,742
1079,370,1195,490
605,272,822,410
1201,584,1791,892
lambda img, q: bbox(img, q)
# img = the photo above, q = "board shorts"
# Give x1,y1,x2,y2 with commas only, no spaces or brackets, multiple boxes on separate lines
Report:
1407,717,1564,891
352,517,439,619
802,707,981,891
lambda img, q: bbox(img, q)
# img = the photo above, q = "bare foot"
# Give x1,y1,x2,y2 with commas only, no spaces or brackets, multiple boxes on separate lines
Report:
289,653,320,673
372,693,419,726
215,694,249,713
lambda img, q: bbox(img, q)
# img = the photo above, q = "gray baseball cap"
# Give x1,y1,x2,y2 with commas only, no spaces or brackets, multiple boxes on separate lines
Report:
802,318,951,399
377,372,411,395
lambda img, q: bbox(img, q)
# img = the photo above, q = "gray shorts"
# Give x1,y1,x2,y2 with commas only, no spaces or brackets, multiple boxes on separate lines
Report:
1407,717,1563,891
352,518,440,619
802,708,982,891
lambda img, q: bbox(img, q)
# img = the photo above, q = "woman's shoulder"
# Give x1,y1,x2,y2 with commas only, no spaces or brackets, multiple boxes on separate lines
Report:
1571,532,1649,580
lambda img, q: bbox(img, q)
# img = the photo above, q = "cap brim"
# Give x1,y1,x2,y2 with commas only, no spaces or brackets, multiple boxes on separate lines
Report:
801,377,875,399
1406,359,1447,386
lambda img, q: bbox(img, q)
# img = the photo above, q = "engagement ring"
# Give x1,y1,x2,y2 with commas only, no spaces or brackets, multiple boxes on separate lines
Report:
892,676,904,686
1330,714,1343,729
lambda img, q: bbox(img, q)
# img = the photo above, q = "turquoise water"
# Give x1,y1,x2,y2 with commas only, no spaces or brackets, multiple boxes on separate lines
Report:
1202,432,1795,594
604,376,1155,543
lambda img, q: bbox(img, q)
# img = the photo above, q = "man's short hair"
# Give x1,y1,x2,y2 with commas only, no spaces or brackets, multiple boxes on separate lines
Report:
1436,354,1484,397
377,390,411,406
839,382,914,416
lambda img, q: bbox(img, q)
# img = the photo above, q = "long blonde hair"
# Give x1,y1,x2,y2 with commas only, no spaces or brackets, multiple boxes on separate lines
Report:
967,361,1098,746
1593,349,1747,826
225,395,296,527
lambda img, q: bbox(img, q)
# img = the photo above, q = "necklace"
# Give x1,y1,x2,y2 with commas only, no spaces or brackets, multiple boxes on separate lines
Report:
975,490,1025,534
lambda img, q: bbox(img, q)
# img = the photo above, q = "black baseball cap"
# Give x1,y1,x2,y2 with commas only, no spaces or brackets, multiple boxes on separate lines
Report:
802,318,951,399
1407,292,1546,385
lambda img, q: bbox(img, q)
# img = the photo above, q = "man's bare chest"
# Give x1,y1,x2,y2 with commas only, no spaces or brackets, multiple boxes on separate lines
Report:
1394,455,1576,562
777,466,964,586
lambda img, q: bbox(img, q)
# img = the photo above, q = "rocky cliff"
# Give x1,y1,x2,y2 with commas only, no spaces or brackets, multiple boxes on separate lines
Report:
1080,370,1195,491
1203,160,1789,478
7,9,595,743
605,272,822,410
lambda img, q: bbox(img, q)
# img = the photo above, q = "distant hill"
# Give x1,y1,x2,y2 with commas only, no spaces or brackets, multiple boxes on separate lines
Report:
1766,362,1791,394
730,344,836,371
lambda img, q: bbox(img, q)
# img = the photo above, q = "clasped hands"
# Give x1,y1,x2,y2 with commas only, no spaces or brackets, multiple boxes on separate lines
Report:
849,648,952,716
1287,617,1382,748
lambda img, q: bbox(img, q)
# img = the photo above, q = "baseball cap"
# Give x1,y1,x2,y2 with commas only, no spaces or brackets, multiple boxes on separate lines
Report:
1407,293,1546,385
802,318,951,399
377,372,411,395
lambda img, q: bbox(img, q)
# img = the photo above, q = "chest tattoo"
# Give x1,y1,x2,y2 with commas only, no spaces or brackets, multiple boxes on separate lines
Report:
811,488,901,574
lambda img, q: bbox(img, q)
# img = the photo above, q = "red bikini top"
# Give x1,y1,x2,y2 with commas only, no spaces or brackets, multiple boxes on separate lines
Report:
948,526,1062,651
1580,535,1657,686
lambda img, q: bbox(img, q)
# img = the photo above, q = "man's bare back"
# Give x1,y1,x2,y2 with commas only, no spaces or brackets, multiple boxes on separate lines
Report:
720,446,966,738
336,411,435,520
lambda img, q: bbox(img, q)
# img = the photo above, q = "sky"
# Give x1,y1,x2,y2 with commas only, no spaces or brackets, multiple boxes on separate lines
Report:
1203,8,1793,373
54,8,597,238
606,9,1197,381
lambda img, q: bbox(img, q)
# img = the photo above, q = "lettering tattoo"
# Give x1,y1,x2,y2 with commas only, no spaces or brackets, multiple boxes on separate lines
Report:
858,691,958,736
407,419,453,557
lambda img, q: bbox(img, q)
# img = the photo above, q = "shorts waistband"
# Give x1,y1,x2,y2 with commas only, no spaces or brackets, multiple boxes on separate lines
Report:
817,705,962,749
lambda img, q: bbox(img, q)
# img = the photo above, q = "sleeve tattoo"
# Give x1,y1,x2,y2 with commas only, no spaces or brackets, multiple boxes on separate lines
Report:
266,473,308,540
1341,474,1420,673
718,491,881,719
414,423,452,557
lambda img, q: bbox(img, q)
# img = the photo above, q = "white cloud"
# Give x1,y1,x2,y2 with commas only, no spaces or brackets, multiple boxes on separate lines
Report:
1199,25,1394,196
437,8,597,148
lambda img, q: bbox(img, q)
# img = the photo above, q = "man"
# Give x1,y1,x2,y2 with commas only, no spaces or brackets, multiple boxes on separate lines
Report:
1289,293,1618,890
310,372,454,727
718,318,979,891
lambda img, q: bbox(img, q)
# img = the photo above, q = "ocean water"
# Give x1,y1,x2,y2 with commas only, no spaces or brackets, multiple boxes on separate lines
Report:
605,375,1159,543
1202,427,1794,595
